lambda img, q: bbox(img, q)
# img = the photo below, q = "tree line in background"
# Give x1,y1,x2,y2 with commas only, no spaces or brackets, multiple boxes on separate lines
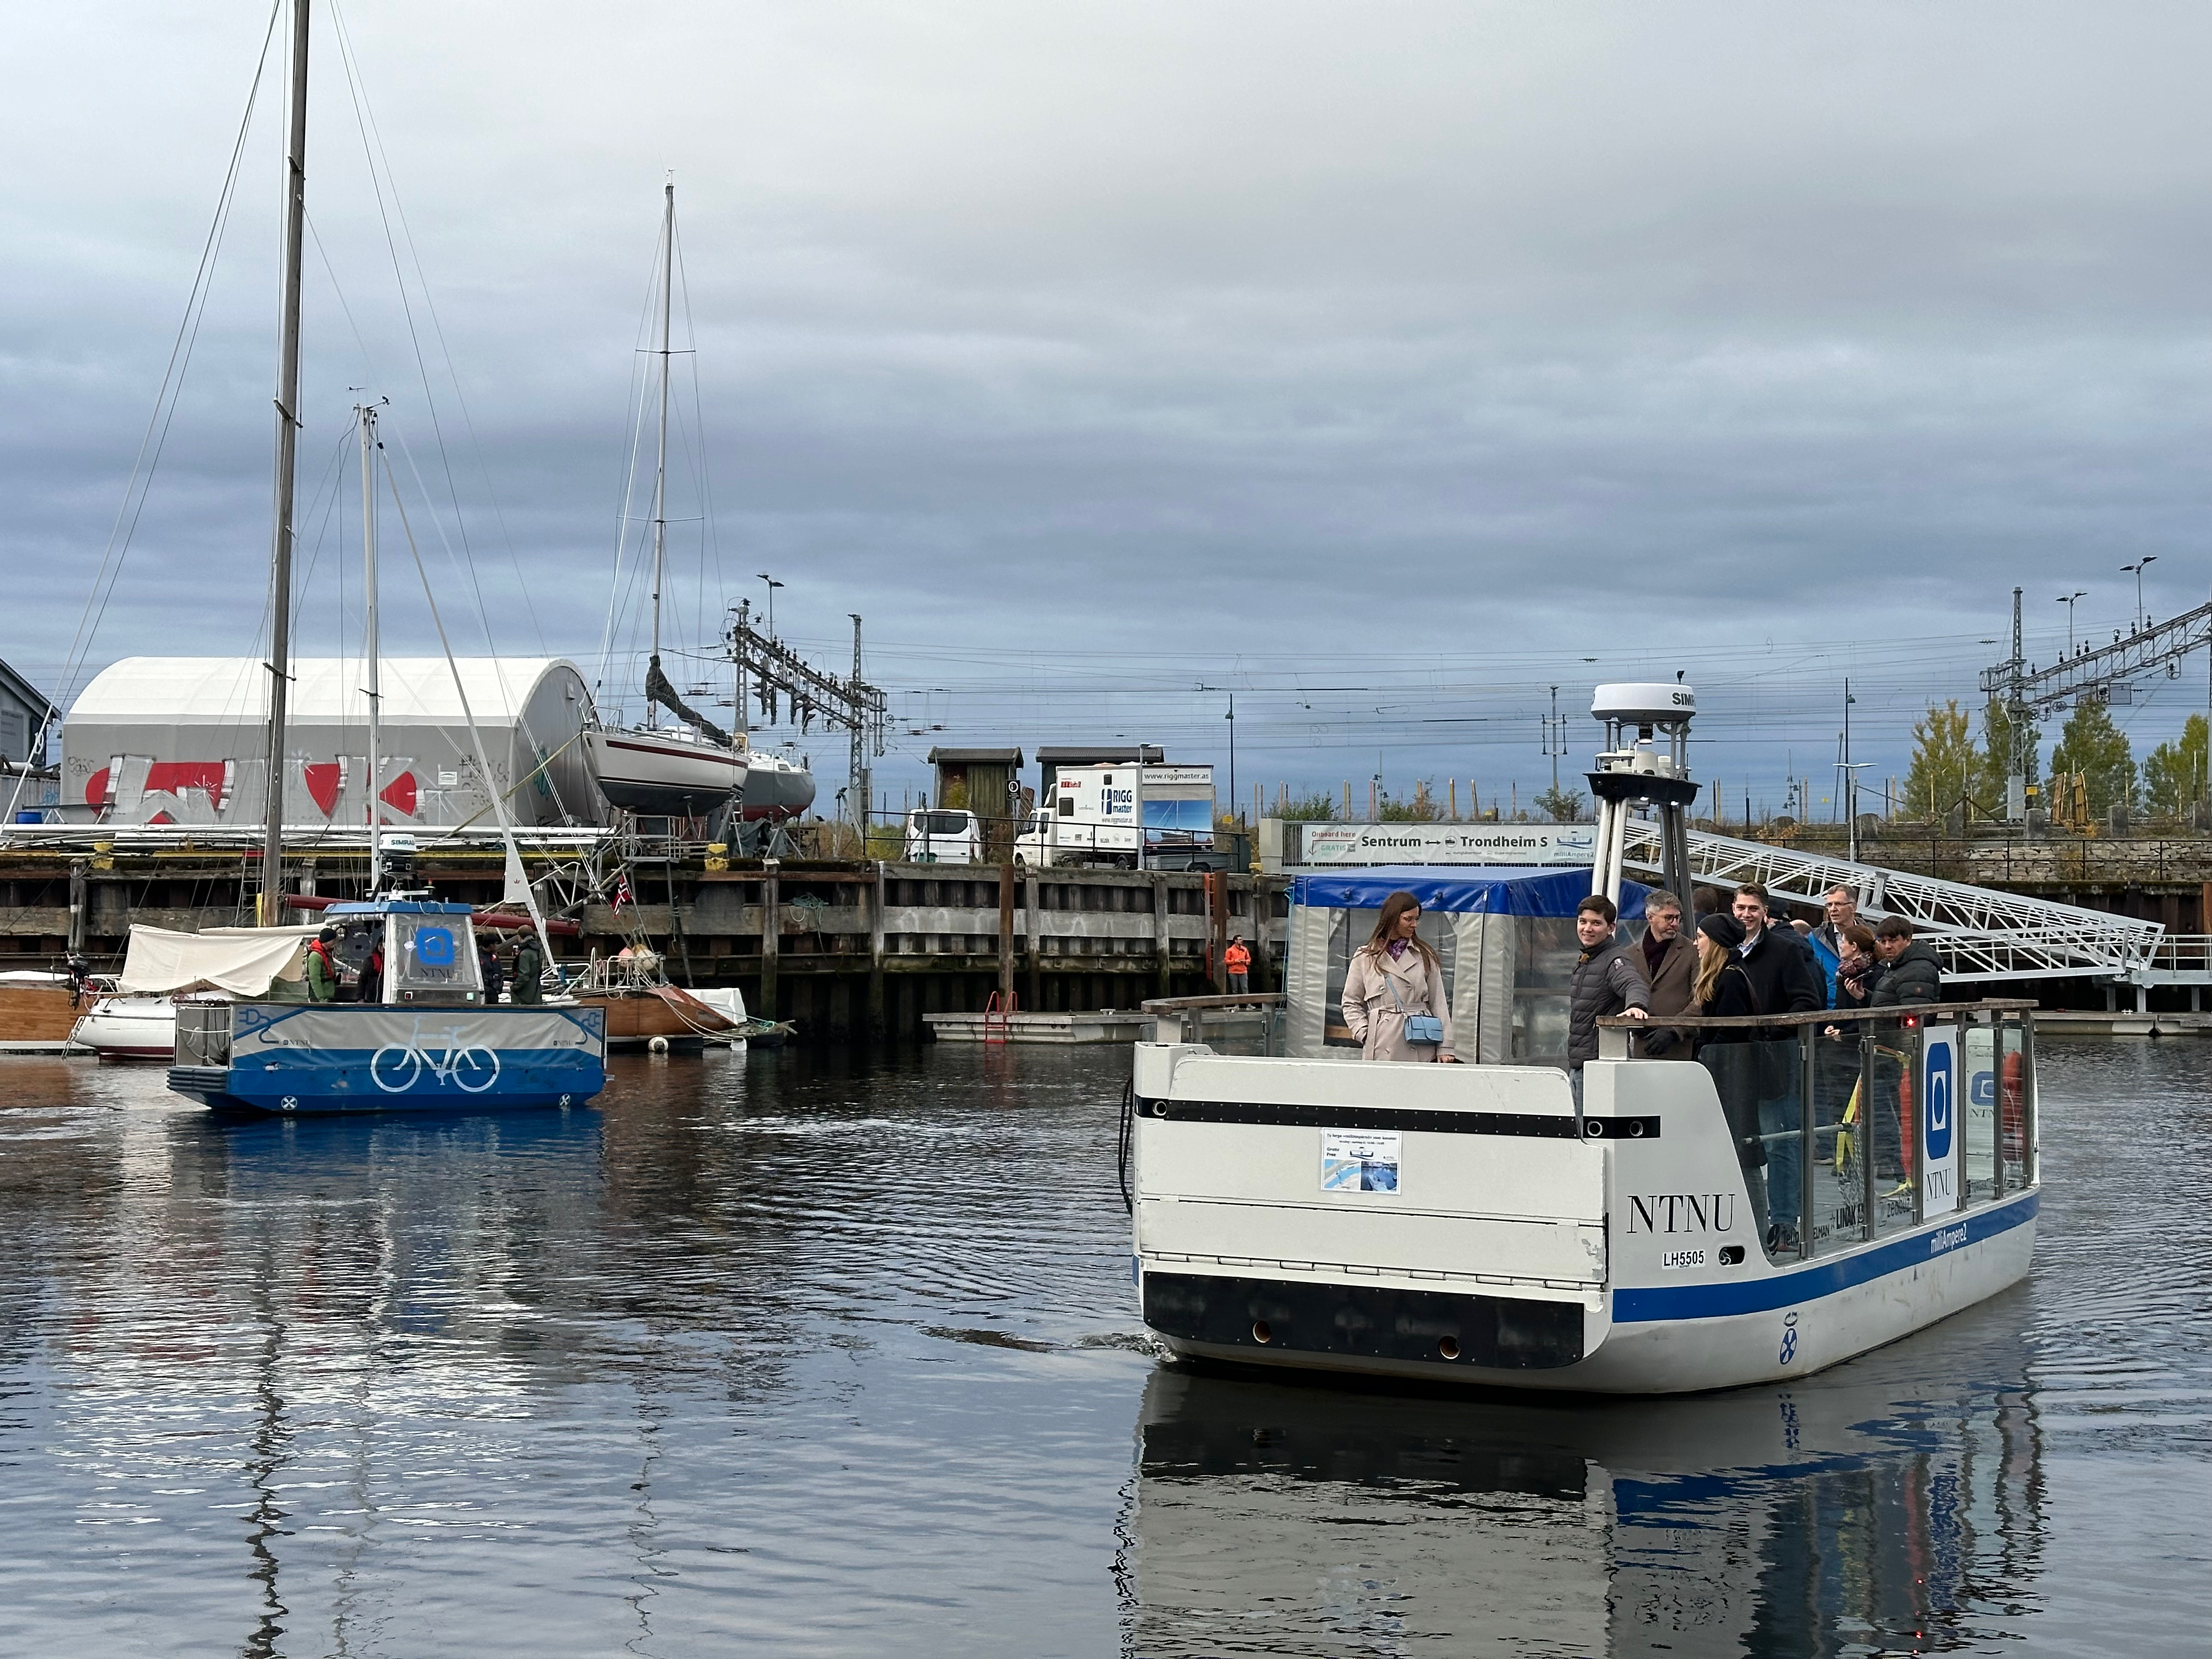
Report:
1903,696,2210,823
1263,696,2211,831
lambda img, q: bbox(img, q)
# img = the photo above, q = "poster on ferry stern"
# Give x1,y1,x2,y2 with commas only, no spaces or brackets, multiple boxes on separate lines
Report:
1920,1026,1961,1218
1322,1130,1401,1193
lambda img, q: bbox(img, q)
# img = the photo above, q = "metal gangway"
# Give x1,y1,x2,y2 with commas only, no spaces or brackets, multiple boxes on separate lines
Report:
1620,820,2166,984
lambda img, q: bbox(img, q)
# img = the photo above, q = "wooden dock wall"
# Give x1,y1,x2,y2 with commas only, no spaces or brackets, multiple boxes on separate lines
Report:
0,849,1289,1043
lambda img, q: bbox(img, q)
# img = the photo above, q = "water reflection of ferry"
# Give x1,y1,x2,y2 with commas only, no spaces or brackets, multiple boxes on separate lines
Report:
1125,1361,2044,1657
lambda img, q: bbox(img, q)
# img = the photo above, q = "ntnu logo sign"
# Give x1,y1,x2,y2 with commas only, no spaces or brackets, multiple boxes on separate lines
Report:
1925,1040,1954,1160
1627,1193,1735,1234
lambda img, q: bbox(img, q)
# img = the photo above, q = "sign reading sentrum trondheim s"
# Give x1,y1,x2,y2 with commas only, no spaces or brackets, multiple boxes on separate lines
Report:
1296,822,1600,866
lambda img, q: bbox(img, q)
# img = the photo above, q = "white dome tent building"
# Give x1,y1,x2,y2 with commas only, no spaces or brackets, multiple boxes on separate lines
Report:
59,657,606,831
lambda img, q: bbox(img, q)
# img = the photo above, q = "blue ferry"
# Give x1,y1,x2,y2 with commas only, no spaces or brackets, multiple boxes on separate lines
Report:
167,899,606,1115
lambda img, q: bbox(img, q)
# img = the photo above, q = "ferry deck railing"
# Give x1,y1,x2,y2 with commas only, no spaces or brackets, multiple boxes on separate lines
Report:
174,1000,234,1068
1600,999,2038,1266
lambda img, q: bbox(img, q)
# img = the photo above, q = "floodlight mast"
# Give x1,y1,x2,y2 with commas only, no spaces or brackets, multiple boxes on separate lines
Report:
1587,683,1700,918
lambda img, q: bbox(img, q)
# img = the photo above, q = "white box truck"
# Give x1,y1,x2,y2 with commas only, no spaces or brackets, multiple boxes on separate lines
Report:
1013,764,1219,869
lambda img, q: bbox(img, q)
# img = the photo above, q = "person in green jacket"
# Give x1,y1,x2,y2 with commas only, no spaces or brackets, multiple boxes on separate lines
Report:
304,927,340,1002
513,934,544,1004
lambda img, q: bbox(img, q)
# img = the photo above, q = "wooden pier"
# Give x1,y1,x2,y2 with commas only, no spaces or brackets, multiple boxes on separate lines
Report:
0,840,1288,1044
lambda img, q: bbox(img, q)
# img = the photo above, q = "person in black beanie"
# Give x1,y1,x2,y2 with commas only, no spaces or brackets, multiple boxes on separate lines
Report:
1692,910,1773,1231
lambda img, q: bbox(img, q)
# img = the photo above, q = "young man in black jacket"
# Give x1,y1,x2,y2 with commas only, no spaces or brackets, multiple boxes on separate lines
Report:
1731,884,1822,1254
1869,917,1942,1006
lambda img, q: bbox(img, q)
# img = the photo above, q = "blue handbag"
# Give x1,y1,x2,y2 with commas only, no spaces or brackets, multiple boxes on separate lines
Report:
1385,962,1444,1047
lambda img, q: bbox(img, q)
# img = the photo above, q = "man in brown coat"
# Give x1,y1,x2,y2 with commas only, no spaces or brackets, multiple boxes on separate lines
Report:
1637,890,1699,1058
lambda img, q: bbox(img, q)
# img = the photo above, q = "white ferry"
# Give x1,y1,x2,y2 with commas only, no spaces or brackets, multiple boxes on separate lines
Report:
1129,757,2038,1393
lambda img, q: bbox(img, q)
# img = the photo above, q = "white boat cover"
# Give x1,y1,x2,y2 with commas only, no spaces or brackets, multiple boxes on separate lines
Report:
116,924,320,996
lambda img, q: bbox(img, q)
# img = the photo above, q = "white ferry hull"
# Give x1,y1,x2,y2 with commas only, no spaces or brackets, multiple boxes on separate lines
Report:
1131,1047,2039,1397
1152,1195,2035,1395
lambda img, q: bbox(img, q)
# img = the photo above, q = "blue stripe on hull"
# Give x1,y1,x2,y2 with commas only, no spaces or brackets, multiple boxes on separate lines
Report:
1611,1190,2038,1324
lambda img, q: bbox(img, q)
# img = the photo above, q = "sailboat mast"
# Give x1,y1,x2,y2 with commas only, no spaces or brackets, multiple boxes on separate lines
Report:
259,0,310,924
646,177,674,726
360,402,383,892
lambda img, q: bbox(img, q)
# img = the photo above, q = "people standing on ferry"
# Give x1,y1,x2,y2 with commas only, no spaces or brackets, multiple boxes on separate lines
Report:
1731,884,1821,1020
363,938,388,1005
1634,890,1697,1058
1691,913,1768,1212
479,939,506,1004
1809,885,1861,1005
1831,924,1878,1013
1223,935,1251,996
304,926,340,1003
1566,895,1650,1093
513,933,545,1005
1341,891,1456,1063
1731,883,1820,1254
1869,916,1941,1007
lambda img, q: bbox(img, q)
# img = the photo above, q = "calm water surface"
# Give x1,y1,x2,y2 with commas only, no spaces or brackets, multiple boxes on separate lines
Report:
0,1039,2202,1656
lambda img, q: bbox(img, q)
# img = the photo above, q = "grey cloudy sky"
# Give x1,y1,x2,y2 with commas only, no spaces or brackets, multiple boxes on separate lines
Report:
7,1,2211,816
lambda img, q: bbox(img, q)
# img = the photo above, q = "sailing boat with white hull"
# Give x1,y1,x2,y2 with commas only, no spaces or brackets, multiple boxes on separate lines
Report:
584,180,747,820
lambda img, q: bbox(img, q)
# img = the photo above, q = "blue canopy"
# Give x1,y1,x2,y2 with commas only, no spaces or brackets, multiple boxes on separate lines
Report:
1289,864,1648,919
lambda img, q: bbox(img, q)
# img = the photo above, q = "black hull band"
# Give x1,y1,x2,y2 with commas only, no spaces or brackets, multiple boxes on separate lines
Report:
1143,1271,1586,1370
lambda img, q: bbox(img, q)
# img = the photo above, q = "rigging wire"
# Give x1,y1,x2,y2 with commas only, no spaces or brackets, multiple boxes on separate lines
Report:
670,211,727,684
3,0,284,834
595,213,668,706
326,0,549,656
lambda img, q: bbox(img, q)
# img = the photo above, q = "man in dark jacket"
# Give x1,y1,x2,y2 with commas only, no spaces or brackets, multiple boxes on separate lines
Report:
1636,890,1699,1058
1567,895,1650,1087
1731,884,1821,1254
1731,885,1821,1024
1869,917,1942,1006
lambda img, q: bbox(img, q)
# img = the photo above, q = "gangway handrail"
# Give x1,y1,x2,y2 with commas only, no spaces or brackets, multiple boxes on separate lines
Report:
1141,992,1286,1013
1621,820,2161,981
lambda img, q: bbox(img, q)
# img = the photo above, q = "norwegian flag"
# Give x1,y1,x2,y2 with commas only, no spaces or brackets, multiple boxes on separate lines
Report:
612,874,633,910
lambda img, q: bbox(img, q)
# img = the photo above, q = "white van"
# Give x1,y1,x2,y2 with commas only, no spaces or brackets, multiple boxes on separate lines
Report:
904,807,982,864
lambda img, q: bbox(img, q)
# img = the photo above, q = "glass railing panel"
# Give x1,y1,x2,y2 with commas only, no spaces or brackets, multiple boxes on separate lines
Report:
1866,1022,1921,1239
1999,1016,2033,1194
1751,1037,1807,1261
1962,1019,2002,1207
1805,1026,1861,1255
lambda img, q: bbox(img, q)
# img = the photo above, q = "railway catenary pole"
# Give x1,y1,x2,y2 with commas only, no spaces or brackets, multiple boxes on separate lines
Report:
259,0,311,925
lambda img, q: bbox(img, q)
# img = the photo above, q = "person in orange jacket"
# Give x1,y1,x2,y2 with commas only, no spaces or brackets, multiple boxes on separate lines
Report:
1223,935,1251,995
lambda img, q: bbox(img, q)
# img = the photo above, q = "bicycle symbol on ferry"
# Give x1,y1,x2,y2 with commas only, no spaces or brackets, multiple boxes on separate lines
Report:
1778,1311,1800,1366
370,1019,501,1094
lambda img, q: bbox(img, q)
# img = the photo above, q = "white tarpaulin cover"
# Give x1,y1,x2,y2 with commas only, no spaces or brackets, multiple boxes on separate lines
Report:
117,924,319,996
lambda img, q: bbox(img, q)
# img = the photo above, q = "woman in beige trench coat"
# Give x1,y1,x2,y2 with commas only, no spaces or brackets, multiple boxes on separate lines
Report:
1341,891,1457,1062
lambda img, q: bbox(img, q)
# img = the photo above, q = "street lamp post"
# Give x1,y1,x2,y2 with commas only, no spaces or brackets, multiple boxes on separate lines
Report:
2057,590,2086,654
1226,693,1237,828
755,572,783,637
2120,557,2156,631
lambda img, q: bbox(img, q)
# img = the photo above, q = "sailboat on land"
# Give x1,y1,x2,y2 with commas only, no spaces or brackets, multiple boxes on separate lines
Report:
582,182,812,823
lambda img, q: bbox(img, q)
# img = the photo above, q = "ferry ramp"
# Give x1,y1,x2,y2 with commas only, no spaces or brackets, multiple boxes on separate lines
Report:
1620,821,2164,984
